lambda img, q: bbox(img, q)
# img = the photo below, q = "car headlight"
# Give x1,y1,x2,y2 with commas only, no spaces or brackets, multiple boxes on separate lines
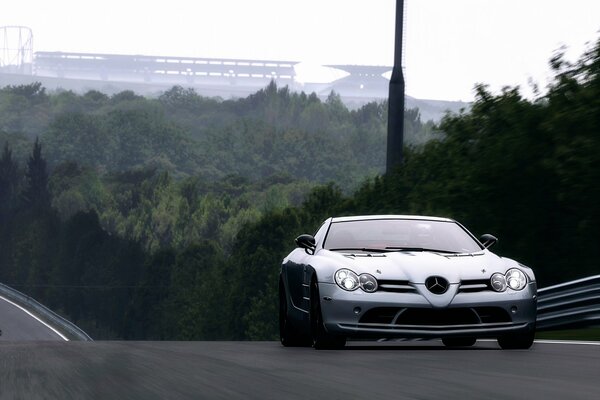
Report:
506,268,527,290
335,269,359,291
335,269,378,292
490,273,507,292
490,269,527,292
359,273,378,293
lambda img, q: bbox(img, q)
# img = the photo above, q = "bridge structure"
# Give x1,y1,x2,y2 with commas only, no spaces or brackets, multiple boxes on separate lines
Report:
2,49,392,100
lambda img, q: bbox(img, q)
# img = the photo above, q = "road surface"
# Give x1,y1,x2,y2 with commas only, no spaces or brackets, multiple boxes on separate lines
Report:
0,340,598,399
0,295,66,341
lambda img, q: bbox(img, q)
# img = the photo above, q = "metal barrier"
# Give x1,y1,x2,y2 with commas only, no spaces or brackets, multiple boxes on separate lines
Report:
0,283,93,341
537,275,600,331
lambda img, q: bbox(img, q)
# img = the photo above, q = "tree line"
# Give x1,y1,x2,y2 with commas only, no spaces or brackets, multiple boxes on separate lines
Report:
224,37,600,339
0,79,433,338
1,36,599,340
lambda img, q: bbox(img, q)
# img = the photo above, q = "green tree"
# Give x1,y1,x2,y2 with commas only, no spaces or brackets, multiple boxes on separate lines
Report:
0,142,20,220
164,241,227,339
22,138,51,212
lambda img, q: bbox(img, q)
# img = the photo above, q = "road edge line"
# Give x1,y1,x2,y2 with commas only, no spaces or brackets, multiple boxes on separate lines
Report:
0,294,69,341
534,339,600,346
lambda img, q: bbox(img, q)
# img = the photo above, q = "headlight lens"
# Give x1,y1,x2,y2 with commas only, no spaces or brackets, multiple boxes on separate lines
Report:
506,268,527,290
335,269,359,291
335,269,378,292
490,269,527,292
359,273,378,293
491,273,507,292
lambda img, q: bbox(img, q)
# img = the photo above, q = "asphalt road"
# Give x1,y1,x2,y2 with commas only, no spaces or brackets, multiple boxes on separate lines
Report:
0,295,66,341
0,340,599,399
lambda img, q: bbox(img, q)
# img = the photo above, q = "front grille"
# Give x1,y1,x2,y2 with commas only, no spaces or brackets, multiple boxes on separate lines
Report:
377,279,493,293
458,279,491,293
473,307,511,323
360,307,401,324
358,306,511,326
377,280,417,293
398,308,480,325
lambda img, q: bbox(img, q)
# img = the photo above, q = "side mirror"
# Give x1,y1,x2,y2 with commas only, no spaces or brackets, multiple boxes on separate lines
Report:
295,234,316,255
480,234,498,249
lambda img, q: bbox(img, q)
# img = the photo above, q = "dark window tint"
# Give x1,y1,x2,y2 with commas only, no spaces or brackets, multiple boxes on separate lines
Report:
324,219,482,253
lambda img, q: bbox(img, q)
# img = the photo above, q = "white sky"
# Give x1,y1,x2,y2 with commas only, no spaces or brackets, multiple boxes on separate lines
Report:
2,0,599,101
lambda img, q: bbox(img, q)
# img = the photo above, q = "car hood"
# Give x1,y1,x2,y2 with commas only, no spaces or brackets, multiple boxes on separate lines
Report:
317,249,529,283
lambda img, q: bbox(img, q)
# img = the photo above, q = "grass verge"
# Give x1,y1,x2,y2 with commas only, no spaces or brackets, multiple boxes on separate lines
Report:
536,327,600,341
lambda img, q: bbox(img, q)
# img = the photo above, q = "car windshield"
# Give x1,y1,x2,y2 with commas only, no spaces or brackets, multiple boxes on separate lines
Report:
324,219,483,253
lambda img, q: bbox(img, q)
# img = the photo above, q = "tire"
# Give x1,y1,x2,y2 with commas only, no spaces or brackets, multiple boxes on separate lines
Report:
310,279,346,350
279,279,310,347
498,330,535,350
442,337,477,347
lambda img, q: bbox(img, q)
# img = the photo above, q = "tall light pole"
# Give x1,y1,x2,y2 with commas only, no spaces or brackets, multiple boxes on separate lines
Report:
386,0,405,173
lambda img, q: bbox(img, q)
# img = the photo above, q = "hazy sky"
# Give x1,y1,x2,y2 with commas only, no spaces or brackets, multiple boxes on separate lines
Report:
2,0,599,101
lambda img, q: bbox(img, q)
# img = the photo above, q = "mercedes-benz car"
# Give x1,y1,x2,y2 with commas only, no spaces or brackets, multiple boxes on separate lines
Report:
279,215,537,349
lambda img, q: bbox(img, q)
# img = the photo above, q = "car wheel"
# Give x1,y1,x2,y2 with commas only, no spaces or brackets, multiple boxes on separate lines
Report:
310,279,346,350
442,337,477,347
279,279,310,347
497,331,535,350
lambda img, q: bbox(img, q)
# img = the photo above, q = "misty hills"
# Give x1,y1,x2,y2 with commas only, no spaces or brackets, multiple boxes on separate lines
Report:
0,71,467,122
405,95,469,122
0,81,439,190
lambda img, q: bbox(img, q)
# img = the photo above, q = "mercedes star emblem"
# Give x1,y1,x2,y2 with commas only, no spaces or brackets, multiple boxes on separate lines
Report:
425,276,449,295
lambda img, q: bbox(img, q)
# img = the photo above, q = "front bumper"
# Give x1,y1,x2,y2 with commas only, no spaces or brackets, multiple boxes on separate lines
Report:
319,282,537,339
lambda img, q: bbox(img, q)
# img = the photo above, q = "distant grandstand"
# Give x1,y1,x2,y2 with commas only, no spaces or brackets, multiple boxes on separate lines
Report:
1,27,467,119
29,51,391,99
33,52,298,94
2,43,391,101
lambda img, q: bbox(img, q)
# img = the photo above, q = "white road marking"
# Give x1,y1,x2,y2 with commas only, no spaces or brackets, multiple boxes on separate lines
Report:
0,295,69,341
479,338,600,346
534,339,600,346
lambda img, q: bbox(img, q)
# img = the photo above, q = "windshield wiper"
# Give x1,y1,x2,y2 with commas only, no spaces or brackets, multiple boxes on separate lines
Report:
328,247,392,253
385,247,459,254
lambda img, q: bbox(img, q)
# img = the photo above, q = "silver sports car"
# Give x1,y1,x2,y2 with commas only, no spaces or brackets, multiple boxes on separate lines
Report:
279,215,537,349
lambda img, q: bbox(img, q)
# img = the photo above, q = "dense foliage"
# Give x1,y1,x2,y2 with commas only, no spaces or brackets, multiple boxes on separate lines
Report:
1,37,599,340
0,81,435,186
208,38,600,339
0,80,433,338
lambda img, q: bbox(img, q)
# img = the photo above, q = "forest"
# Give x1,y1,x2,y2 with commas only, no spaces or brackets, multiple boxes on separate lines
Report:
0,37,599,340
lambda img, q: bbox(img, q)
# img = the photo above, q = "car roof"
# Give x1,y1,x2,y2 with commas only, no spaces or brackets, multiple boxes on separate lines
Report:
330,215,456,223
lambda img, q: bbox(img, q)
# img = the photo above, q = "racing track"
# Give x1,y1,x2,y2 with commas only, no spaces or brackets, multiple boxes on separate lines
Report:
0,340,598,399
0,295,66,341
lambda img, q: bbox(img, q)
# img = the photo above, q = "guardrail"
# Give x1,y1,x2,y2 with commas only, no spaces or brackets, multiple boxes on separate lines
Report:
0,283,92,341
536,275,600,331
